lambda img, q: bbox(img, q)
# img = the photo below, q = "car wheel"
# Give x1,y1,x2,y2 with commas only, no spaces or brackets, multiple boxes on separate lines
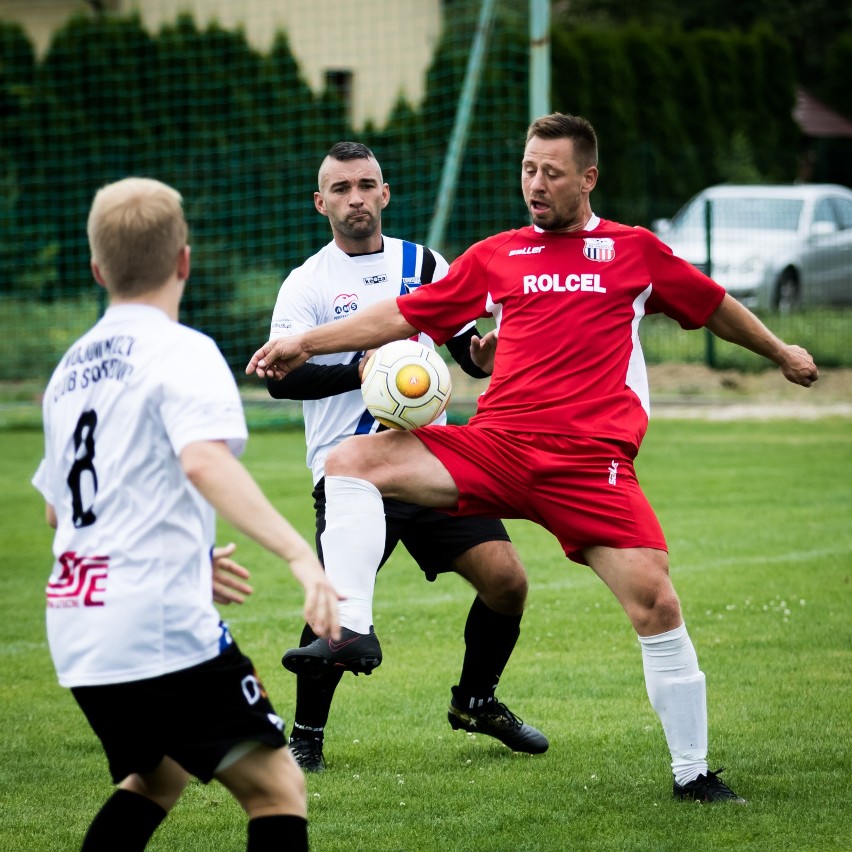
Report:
774,270,800,313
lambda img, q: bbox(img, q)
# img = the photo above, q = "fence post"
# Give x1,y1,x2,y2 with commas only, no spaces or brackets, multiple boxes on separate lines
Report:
529,0,551,122
704,198,717,368
426,0,498,253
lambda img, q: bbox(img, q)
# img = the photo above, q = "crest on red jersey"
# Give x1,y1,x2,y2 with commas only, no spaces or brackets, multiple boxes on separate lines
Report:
583,237,615,262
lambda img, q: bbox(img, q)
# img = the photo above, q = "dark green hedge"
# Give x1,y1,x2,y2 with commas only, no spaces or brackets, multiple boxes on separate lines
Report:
0,8,843,374
551,24,800,223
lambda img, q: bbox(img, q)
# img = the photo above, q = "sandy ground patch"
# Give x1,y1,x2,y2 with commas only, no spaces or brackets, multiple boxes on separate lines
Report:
449,364,852,421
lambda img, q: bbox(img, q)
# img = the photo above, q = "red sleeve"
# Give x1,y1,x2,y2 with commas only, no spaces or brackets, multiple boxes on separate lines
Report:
638,228,726,329
396,241,494,345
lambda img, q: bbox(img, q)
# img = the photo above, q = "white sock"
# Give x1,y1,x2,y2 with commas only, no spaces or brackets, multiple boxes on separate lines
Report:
321,476,386,634
638,623,709,785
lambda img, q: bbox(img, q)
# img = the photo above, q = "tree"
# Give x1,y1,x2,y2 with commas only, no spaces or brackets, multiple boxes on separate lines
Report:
553,0,852,111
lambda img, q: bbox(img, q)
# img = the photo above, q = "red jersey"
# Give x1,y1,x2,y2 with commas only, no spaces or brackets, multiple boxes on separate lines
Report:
396,216,725,451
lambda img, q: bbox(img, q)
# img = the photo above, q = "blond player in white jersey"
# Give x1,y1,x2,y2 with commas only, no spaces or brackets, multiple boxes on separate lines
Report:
33,177,338,852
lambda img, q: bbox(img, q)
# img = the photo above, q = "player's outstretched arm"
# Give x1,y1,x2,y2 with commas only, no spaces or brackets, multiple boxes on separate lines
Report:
704,294,819,387
181,440,341,639
267,361,362,401
246,334,311,381
247,299,417,380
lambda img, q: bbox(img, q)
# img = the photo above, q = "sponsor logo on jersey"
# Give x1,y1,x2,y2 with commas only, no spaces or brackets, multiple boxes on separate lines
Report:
64,335,136,368
271,319,293,333
583,237,615,262
401,276,421,284
47,551,109,608
53,359,135,402
608,460,619,485
522,273,606,293
363,274,388,285
509,246,545,256
332,293,359,318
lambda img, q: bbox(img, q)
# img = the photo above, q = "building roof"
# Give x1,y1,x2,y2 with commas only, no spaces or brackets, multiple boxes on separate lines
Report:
794,88,852,138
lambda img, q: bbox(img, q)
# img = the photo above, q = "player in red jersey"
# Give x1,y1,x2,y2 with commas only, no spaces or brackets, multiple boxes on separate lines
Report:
247,113,818,804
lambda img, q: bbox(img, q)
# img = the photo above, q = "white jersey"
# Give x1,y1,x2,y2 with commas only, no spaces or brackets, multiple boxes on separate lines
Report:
270,236,460,483
32,304,248,687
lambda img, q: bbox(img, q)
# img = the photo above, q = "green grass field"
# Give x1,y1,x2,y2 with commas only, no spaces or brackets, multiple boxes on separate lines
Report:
2,420,850,851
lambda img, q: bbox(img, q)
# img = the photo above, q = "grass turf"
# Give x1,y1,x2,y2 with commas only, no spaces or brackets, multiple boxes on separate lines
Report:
1,419,850,851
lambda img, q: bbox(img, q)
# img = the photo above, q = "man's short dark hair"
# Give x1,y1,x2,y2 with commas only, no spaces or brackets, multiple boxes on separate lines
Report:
526,113,598,169
326,141,376,162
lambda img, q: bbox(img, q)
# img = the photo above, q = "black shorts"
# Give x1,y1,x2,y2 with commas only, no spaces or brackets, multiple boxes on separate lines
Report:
71,643,287,784
312,478,511,582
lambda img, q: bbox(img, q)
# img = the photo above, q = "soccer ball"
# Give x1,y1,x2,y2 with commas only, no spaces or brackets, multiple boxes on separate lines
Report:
361,339,452,430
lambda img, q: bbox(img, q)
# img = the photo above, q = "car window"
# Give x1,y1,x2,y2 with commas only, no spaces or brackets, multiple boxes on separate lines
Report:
813,198,837,226
829,197,852,230
668,198,707,233
670,196,803,234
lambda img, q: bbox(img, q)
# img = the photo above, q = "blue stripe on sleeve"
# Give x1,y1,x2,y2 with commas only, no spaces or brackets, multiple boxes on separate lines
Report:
400,240,417,294
355,409,377,434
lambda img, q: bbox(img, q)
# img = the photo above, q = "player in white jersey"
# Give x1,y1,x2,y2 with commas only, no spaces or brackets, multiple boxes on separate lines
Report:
33,177,339,852
264,142,548,772
248,117,819,804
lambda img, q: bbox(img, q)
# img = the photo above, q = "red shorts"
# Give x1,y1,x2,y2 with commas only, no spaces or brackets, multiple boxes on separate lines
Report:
414,425,666,564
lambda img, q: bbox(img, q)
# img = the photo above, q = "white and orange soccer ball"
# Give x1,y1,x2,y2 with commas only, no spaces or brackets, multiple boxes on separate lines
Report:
361,339,452,430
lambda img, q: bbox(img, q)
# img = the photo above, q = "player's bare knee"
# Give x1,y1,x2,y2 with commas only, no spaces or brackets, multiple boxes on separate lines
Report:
630,588,682,635
455,542,528,612
475,569,528,614
493,549,528,603
121,758,189,811
325,437,366,477
490,567,528,611
217,746,306,818
282,758,306,803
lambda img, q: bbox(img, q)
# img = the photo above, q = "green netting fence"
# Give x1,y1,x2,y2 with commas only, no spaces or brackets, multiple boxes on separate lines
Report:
0,0,849,413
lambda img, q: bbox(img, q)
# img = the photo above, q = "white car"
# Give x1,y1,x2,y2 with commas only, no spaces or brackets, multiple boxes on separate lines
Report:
652,184,852,312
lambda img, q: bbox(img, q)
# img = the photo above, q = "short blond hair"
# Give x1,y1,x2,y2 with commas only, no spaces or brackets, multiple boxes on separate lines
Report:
87,177,188,297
